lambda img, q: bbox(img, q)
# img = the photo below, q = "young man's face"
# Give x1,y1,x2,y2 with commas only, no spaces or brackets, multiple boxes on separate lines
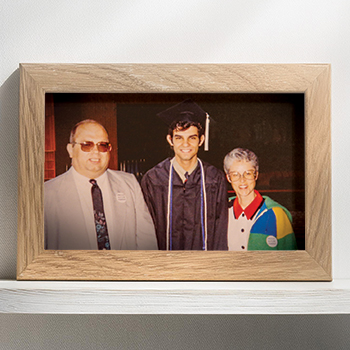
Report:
166,126,204,164
67,122,111,179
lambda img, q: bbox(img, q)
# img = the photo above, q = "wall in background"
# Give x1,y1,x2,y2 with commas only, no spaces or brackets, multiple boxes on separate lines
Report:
1,1,349,349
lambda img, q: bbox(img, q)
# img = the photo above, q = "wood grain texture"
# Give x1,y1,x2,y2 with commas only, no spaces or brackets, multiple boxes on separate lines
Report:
2,280,349,314
17,66,45,277
304,65,332,276
17,64,332,281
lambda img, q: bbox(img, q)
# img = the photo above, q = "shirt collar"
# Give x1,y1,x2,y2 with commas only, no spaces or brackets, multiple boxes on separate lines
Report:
71,166,108,186
171,157,198,183
233,190,263,220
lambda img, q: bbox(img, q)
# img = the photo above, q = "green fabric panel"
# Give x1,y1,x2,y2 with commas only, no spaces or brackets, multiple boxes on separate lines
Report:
277,232,298,250
248,233,297,250
248,233,276,250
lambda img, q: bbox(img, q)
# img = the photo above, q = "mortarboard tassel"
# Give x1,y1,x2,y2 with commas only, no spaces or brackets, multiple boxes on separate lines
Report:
204,113,210,151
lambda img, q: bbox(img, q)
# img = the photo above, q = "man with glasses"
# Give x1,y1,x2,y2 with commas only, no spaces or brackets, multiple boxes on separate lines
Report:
45,119,157,250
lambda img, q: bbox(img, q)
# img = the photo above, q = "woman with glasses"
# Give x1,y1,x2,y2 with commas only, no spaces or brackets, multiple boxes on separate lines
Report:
223,148,297,251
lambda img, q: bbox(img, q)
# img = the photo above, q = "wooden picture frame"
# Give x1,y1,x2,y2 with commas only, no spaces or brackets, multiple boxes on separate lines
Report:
17,63,331,281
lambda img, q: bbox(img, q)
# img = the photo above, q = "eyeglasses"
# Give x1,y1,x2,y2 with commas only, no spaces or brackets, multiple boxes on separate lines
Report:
228,170,256,182
71,141,112,153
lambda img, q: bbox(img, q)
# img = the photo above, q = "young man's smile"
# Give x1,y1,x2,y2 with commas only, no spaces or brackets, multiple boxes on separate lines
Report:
166,126,204,170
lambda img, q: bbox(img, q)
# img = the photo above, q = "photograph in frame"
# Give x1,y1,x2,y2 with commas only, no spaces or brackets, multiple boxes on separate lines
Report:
44,93,305,251
17,64,331,281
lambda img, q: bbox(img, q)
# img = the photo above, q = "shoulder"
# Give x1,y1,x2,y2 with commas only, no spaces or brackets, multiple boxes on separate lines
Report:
147,158,171,174
261,195,293,222
106,169,138,186
44,170,71,192
200,160,226,183
142,158,171,184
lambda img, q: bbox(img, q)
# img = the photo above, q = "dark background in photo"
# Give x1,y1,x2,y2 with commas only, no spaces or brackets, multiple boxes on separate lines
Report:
46,93,305,249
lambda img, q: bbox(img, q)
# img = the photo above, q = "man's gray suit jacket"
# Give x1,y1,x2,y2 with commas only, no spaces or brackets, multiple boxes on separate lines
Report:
45,167,158,250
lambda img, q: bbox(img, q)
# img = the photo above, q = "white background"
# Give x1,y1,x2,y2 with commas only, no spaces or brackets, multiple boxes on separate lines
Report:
1,1,349,349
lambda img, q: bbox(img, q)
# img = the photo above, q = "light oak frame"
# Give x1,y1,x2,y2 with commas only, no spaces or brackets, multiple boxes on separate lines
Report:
17,64,331,281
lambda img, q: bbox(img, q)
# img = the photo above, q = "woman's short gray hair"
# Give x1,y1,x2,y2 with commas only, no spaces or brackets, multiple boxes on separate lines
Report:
223,148,259,174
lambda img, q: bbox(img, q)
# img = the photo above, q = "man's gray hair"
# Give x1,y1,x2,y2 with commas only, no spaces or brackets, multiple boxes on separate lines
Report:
223,148,259,174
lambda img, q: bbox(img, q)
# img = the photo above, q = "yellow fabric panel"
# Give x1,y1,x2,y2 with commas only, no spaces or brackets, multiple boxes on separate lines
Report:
273,207,293,240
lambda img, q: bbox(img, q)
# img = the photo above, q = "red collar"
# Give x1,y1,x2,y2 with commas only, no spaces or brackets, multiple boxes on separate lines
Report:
233,190,263,220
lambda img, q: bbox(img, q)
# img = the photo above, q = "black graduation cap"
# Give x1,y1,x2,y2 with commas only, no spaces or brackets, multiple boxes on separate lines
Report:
157,99,211,151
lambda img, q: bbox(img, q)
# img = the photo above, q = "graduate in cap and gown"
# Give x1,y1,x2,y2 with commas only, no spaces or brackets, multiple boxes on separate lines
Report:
141,99,228,250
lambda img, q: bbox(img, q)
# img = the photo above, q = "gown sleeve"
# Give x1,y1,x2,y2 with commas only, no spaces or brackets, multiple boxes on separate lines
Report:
212,171,229,250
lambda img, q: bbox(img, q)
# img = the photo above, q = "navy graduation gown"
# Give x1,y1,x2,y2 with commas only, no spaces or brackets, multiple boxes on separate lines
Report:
141,158,228,250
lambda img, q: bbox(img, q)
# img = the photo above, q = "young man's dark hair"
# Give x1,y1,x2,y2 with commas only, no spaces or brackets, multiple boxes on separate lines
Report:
168,120,204,139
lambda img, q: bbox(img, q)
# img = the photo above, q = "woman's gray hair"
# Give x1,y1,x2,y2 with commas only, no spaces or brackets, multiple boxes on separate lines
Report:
223,148,259,174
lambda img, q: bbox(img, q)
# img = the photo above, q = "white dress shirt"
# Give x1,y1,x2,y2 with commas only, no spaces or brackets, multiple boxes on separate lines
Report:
71,167,116,249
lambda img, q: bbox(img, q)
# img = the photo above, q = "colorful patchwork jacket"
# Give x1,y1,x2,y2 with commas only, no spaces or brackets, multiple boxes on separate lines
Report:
229,195,297,250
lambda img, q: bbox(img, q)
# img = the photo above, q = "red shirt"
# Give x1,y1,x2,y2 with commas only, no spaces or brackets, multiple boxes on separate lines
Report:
233,190,263,220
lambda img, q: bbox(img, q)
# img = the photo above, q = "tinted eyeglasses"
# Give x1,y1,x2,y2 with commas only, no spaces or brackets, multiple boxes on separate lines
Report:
71,141,112,153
